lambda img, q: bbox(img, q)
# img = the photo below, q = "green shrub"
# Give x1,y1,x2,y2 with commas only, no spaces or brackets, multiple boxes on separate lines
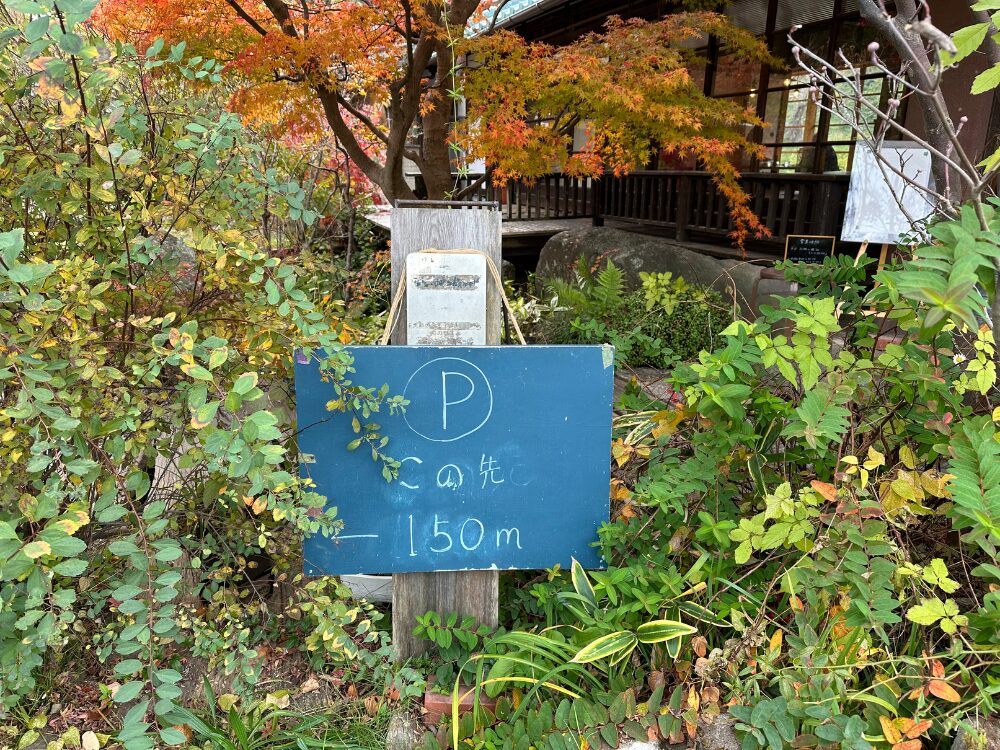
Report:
0,10,399,746
536,259,728,367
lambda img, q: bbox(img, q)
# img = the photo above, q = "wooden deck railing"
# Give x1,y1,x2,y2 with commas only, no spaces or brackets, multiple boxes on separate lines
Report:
454,174,595,220
454,171,851,244
599,171,850,241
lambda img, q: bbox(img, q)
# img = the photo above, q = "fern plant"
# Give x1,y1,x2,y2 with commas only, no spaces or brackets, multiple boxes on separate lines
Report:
539,258,726,367
547,257,626,320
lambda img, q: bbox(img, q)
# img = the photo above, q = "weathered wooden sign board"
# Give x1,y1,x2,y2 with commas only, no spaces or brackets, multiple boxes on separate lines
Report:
784,234,836,264
295,345,614,575
406,253,487,345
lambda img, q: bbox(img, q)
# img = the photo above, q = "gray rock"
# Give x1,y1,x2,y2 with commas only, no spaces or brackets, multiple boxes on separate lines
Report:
697,713,740,750
619,741,663,750
385,711,423,750
613,367,678,406
502,259,516,283
535,227,770,317
954,716,1000,750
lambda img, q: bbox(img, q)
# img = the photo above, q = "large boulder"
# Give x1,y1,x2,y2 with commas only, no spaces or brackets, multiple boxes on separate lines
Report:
535,227,766,316
954,716,1000,750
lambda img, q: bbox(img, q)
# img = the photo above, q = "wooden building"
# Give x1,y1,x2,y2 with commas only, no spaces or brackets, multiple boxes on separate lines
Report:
459,0,995,257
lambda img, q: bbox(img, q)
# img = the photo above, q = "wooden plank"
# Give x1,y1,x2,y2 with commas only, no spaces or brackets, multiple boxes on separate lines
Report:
779,180,795,237
794,182,810,234
390,205,502,661
765,182,780,234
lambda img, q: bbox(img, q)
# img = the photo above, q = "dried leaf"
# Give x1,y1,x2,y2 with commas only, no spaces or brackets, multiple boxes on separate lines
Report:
701,686,720,704
691,635,708,658
299,676,320,695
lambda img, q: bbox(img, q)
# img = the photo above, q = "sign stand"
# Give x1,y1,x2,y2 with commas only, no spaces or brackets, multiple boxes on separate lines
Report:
389,200,502,661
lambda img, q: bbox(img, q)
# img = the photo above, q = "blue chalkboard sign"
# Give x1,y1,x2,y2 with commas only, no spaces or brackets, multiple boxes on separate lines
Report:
294,346,614,575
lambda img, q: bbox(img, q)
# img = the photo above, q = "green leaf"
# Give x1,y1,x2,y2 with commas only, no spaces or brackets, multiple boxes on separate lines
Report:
941,22,990,67
24,15,50,42
113,680,145,703
635,619,697,644
159,727,188,745
52,558,87,576
0,228,23,267
233,372,258,395
973,62,1000,95
906,597,948,625
571,631,637,664
571,558,596,611
191,400,219,429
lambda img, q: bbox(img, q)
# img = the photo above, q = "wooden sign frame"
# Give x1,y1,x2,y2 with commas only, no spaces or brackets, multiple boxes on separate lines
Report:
783,234,837,264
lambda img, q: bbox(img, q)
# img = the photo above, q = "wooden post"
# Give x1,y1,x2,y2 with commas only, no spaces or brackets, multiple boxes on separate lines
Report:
390,201,502,660
676,175,692,242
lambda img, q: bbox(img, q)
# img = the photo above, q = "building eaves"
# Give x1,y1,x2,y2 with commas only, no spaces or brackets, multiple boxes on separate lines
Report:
469,0,566,35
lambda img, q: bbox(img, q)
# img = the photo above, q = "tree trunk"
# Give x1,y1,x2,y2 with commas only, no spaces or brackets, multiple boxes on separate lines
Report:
858,0,957,201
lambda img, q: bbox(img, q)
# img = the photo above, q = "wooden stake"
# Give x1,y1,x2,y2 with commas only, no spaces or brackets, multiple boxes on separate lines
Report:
389,202,502,661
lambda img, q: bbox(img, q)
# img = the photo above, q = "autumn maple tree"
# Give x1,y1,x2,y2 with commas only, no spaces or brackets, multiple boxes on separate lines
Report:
95,0,771,239
459,13,773,243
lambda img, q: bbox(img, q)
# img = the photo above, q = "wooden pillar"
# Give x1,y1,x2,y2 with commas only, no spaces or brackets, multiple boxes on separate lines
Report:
389,201,502,660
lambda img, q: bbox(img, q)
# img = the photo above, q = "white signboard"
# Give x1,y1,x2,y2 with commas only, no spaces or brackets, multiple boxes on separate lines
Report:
406,252,487,345
841,142,935,244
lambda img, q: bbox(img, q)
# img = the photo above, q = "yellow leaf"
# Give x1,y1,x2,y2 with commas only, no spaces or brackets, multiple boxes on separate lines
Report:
22,540,51,559
880,716,903,745
768,629,783,655
866,447,886,469
899,445,918,470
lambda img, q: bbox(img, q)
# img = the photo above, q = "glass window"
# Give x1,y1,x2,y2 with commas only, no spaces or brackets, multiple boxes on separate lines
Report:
712,52,760,96
761,85,820,146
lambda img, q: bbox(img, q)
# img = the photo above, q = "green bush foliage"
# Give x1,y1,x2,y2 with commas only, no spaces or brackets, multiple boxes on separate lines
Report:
535,258,728,367
0,7,403,746
421,223,1000,750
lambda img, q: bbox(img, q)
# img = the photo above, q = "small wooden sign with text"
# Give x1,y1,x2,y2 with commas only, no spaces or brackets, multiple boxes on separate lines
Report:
785,235,837,264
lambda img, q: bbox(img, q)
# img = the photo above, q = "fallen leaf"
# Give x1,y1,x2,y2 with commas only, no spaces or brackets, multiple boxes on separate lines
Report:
691,635,708,658
930,659,945,678
701,686,720,704
892,740,922,750
299,677,320,695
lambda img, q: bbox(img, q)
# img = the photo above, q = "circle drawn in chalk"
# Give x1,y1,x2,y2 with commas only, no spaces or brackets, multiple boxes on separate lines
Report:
403,357,493,442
